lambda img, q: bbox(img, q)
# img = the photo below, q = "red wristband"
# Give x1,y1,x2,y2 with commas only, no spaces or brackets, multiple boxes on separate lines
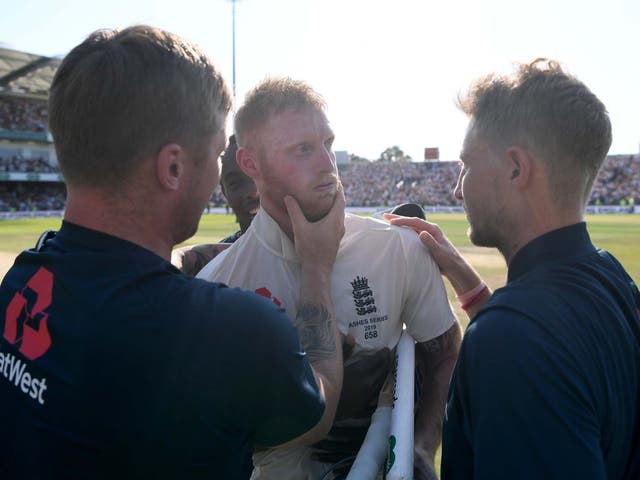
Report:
457,282,486,304
460,284,489,311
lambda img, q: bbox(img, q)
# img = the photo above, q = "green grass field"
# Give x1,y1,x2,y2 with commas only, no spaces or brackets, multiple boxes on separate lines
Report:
1,213,638,330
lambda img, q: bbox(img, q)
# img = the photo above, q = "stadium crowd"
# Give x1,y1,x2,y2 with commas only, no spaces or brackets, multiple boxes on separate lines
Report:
0,95,639,211
337,155,640,208
0,182,66,211
590,154,640,206
0,95,48,133
1,155,639,212
0,154,58,173
338,160,460,207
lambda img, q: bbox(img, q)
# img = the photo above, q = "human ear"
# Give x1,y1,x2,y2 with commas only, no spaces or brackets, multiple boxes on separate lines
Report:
506,147,532,187
236,147,260,181
156,143,184,191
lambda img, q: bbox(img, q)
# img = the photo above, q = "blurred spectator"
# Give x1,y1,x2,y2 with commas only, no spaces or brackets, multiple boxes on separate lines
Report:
339,154,640,208
0,182,66,211
0,180,224,213
0,152,638,212
590,154,640,206
339,161,466,207
0,95,48,133
0,155,58,173
1,95,638,209
208,184,226,209
1,95,638,210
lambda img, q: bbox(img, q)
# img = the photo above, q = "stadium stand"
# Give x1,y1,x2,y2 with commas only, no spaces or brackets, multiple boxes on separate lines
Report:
338,156,640,209
0,154,58,173
338,161,460,207
0,46,639,215
591,154,640,207
0,95,48,133
0,47,61,217
0,182,65,211
0,46,229,216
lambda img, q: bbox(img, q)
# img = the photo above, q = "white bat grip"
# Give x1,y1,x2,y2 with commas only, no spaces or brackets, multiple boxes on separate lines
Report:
386,330,415,480
345,405,392,480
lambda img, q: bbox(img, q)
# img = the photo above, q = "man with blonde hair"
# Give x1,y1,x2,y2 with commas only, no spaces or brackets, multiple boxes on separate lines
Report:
390,59,640,479
198,77,462,480
0,26,346,479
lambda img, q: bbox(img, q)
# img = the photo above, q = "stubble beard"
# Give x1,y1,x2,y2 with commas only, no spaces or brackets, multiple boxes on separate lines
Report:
468,224,496,248
300,189,337,222
174,204,201,246
466,201,516,259
465,202,501,249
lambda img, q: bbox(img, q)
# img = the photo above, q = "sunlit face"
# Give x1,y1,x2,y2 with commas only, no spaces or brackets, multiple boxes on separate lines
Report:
255,107,338,222
455,121,512,249
220,152,259,233
176,126,227,242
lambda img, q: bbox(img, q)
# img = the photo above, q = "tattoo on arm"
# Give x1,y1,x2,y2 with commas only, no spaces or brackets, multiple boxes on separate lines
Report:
184,246,222,276
191,249,215,275
421,324,461,354
295,302,337,363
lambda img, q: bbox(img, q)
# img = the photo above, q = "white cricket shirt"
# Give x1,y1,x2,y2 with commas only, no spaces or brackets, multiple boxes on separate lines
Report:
197,209,455,479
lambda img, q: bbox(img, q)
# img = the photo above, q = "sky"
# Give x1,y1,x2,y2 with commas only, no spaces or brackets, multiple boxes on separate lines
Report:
1,0,639,162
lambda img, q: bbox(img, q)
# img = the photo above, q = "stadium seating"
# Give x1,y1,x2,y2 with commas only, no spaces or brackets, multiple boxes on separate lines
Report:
1,71,639,213
338,156,640,209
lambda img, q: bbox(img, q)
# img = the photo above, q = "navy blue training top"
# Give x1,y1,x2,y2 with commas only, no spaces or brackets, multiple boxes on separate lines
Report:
442,223,640,479
0,221,324,479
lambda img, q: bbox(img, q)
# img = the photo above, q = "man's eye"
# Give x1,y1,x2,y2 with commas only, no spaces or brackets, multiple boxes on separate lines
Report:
325,137,335,150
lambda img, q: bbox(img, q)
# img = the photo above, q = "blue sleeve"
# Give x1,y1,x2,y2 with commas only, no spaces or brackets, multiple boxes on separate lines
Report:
214,287,325,447
442,308,606,480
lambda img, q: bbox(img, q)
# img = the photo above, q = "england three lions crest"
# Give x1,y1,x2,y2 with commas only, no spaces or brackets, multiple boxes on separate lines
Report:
351,275,377,316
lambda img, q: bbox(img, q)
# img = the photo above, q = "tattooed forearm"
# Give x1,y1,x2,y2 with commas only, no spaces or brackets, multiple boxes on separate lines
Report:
420,323,462,354
294,302,337,363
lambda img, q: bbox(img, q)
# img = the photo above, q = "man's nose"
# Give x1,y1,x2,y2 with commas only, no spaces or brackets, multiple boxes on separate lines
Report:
316,146,336,172
454,172,463,200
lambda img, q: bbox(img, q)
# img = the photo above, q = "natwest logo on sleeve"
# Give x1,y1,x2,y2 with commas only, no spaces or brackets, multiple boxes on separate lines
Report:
0,351,48,404
1,267,53,405
4,267,53,360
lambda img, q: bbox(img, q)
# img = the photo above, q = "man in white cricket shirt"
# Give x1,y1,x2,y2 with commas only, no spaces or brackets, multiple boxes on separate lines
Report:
198,77,462,480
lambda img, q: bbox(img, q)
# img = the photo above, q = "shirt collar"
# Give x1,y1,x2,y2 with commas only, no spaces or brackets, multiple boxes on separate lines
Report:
252,208,299,261
57,220,145,253
56,220,173,268
507,222,596,283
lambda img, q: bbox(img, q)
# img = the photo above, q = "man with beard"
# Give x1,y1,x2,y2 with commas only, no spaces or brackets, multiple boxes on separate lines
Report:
0,26,347,479
389,59,640,479
197,77,462,480
171,135,260,275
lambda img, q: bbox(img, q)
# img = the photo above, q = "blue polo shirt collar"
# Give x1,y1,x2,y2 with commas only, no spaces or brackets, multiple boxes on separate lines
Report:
507,222,596,284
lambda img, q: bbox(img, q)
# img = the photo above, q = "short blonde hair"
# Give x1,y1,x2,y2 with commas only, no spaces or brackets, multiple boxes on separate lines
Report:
458,58,612,205
234,77,326,148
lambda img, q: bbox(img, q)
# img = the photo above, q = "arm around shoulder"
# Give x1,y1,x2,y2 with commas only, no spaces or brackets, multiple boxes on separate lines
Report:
386,214,493,320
